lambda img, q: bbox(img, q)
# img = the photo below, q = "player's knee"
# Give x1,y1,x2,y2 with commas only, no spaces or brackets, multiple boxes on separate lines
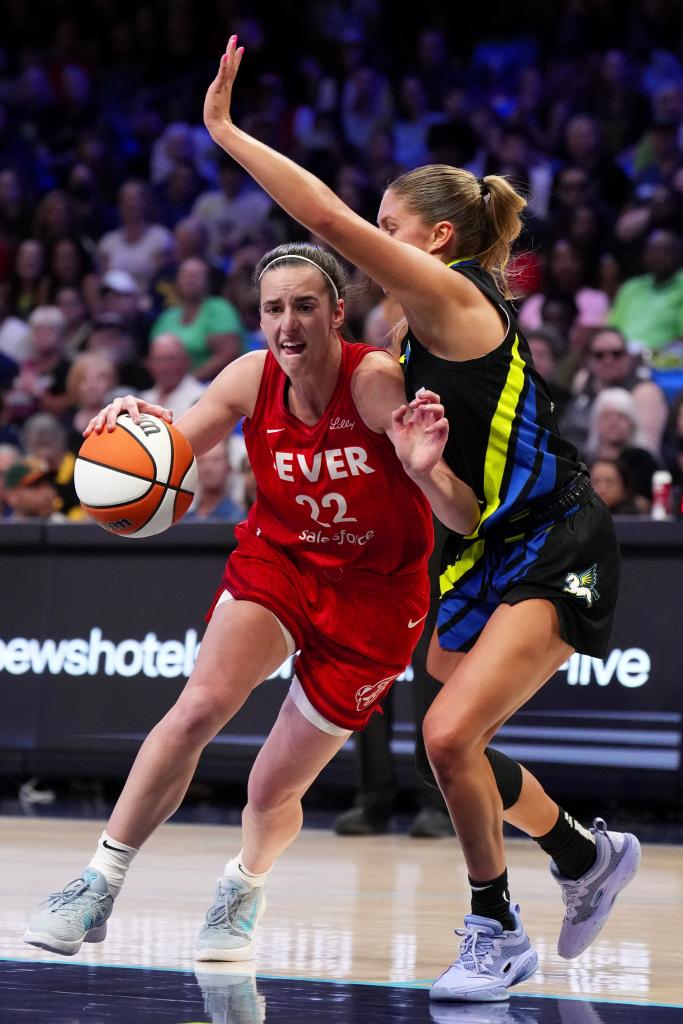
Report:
247,769,298,814
167,690,228,745
422,713,473,777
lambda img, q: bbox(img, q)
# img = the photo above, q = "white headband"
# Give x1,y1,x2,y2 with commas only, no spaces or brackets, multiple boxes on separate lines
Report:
258,254,339,300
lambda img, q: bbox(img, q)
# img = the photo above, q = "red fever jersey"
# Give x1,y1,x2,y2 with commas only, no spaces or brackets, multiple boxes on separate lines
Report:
213,340,434,731
243,340,433,575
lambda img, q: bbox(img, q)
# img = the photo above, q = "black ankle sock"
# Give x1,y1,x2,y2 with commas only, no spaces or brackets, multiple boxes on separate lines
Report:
534,807,597,880
468,868,515,931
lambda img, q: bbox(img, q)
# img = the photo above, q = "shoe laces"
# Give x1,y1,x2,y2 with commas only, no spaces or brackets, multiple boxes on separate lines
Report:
46,877,95,916
206,884,249,933
559,819,610,922
455,924,495,973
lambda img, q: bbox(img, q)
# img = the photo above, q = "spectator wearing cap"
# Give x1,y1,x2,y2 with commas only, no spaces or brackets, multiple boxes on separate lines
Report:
607,229,683,357
98,268,150,352
140,333,205,419
3,456,66,522
149,258,243,381
97,180,173,291
21,412,81,518
6,306,71,423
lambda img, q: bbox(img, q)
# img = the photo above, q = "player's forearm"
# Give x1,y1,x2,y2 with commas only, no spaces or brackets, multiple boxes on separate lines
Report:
407,462,480,536
210,123,350,238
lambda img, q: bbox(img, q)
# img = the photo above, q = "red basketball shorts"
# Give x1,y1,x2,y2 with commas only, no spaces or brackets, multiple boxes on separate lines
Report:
207,524,430,731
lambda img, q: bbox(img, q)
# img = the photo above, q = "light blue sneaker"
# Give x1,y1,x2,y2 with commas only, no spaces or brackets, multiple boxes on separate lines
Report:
23,868,114,956
195,876,266,962
430,904,538,1003
552,817,641,959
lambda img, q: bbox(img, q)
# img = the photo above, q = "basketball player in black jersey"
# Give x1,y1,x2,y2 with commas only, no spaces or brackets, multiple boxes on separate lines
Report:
201,37,641,1002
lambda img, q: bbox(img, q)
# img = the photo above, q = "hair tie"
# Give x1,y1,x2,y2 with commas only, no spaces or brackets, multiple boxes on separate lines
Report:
258,254,339,300
478,177,491,204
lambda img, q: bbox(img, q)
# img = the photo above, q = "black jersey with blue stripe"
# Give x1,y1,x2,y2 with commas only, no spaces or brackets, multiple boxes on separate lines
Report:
402,259,582,542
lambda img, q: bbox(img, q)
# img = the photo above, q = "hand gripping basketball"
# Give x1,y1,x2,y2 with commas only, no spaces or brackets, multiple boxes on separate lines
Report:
75,412,198,538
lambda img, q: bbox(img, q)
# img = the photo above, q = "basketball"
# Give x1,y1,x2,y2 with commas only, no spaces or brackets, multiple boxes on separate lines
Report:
74,413,198,538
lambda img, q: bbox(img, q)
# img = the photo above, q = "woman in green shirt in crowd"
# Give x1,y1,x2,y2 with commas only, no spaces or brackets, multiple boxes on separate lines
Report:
150,257,244,380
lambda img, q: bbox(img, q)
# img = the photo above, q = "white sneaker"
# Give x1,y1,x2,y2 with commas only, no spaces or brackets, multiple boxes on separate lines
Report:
195,876,266,961
430,904,538,1003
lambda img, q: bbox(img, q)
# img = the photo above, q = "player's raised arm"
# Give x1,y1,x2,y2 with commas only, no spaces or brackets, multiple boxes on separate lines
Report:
203,37,467,334
351,353,480,536
84,350,266,458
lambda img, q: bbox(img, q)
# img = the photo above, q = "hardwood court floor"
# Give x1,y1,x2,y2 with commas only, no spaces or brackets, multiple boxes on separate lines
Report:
1,816,681,1013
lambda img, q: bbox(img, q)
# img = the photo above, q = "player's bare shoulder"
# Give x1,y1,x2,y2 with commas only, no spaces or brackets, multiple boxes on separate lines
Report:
351,348,407,434
210,348,268,420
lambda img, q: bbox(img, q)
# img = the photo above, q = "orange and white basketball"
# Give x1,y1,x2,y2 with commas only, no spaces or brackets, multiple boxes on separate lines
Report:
75,413,197,538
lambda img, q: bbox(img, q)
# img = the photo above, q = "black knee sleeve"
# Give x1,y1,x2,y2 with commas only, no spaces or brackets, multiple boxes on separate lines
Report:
484,746,523,810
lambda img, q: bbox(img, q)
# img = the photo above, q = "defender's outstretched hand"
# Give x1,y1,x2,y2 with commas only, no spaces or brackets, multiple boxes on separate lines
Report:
204,35,244,140
391,401,449,479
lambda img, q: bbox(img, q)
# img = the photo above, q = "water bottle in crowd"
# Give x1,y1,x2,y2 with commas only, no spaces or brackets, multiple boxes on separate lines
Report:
650,470,673,520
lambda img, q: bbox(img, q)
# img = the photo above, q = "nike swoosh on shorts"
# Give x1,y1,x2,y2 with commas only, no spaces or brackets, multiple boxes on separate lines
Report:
408,613,428,628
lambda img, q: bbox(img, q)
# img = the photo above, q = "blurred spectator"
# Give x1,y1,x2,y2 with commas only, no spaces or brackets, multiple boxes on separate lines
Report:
86,314,152,392
585,387,663,510
341,66,395,154
0,168,33,249
98,269,150,351
526,326,571,417
46,236,99,312
589,457,641,516
0,442,20,517
662,391,683,485
392,75,445,169
149,259,243,381
56,285,93,355
607,229,683,356
518,239,610,344
561,327,669,453
3,457,66,523
6,306,71,423
223,243,270,351
97,180,173,291
32,190,77,248
65,352,119,450
185,443,244,522
21,413,81,518
191,156,273,262
155,160,206,229
561,114,631,211
0,281,30,363
7,239,50,319
140,333,205,419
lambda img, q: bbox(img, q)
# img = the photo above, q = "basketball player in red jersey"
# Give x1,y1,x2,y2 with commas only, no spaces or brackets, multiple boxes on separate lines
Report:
24,242,480,961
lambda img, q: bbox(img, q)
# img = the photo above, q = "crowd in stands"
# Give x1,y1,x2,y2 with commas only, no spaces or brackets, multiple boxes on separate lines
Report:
1,0,683,522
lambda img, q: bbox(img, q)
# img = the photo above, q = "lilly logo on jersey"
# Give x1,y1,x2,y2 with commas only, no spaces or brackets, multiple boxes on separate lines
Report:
274,447,375,482
355,674,396,711
329,416,355,431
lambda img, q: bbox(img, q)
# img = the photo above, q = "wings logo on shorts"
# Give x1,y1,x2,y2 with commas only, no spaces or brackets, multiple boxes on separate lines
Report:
563,564,599,607
355,675,396,711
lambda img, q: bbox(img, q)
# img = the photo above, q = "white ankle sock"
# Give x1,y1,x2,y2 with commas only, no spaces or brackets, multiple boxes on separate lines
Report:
224,850,270,888
88,830,139,898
